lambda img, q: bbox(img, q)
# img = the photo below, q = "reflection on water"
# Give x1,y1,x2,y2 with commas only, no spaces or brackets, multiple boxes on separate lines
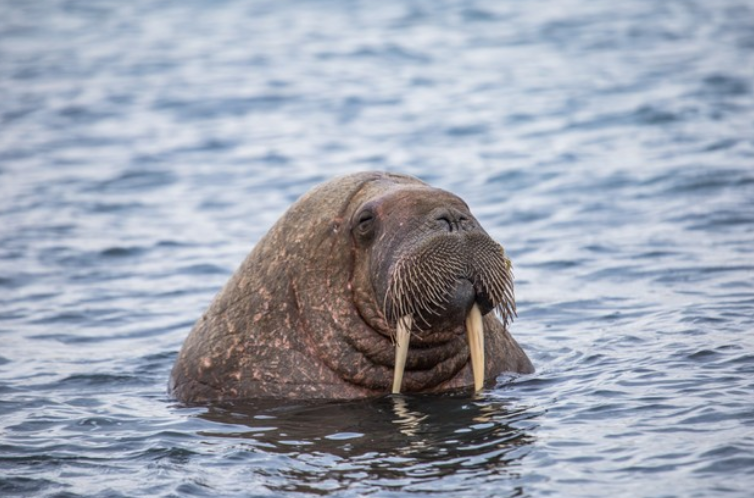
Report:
196,394,538,495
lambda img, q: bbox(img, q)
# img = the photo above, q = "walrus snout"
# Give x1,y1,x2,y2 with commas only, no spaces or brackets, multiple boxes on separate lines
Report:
380,230,513,327
380,225,517,394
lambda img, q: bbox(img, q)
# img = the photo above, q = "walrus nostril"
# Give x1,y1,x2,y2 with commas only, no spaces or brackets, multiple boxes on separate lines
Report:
434,207,464,232
459,215,474,231
433,208,475,233
436,214,453,231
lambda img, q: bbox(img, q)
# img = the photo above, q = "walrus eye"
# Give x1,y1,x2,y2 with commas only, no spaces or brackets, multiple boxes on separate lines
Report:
355,209,376,238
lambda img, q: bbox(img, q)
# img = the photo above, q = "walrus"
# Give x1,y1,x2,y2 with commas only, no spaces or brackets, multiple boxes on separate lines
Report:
170,171,533,402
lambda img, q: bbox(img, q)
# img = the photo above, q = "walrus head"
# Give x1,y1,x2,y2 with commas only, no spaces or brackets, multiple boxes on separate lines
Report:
348,184,516,393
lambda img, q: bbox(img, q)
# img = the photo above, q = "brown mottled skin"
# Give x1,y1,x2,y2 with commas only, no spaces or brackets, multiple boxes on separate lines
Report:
170,171,533,402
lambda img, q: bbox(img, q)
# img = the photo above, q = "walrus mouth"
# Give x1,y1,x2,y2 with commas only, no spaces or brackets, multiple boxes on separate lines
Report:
385,234,515,394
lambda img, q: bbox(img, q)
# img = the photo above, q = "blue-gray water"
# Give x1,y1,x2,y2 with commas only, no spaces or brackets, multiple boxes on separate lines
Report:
2,0,753,496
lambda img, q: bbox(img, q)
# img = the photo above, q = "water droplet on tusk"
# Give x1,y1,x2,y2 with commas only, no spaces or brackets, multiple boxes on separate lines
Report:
392,315,412,394
466,304,485,391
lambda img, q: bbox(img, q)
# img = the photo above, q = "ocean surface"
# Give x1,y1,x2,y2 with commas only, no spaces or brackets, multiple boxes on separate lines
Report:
1,0,753,496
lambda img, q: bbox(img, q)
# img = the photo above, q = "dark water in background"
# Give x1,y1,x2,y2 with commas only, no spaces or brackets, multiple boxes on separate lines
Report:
1,0,754,496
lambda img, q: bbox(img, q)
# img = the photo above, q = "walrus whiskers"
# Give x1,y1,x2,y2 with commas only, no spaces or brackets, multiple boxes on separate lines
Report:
385,238,516,394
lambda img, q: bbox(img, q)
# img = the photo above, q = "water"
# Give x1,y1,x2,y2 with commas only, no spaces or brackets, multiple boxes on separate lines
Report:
1,0,753,496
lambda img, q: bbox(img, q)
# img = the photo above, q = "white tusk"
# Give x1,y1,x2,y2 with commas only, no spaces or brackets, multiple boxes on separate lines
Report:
466,303,485,391
392,315,412,394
